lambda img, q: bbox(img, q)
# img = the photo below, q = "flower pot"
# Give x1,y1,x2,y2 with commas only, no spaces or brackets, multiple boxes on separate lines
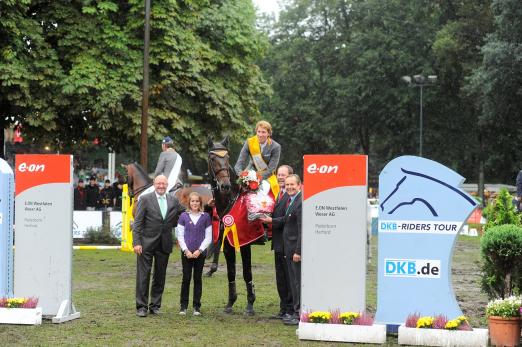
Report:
0,307,42,325
398,325,488,347
488,316,521,347
298,322,387,344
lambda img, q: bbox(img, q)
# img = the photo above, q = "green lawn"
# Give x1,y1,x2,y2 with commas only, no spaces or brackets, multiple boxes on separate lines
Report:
0,235,487,346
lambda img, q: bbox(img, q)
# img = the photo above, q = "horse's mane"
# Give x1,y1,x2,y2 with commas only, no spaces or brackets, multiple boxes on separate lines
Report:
132,162,152,182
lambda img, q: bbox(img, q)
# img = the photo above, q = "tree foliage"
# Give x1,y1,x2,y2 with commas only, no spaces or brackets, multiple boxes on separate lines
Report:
467,0,522,182
259,0,520,185
0,0,269,170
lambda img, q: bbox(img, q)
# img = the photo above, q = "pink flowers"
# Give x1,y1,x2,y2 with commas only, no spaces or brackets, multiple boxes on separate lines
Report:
0,297,39,309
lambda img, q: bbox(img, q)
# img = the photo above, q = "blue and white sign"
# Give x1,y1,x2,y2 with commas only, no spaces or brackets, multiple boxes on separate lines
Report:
375,156,477,326
0,159,14,297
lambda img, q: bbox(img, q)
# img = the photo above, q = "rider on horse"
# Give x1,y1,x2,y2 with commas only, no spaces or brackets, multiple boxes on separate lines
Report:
234,120,281,198
208,121,281,316
154,136,183,193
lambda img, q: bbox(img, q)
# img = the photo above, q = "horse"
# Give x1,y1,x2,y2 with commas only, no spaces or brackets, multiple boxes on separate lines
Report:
122,162,212,216
207,136,258,315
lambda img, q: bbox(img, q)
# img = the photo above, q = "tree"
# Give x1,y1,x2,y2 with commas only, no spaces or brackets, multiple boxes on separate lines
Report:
467,0,522,183
0,0,62,157
0,0,269,171
261,0,442,177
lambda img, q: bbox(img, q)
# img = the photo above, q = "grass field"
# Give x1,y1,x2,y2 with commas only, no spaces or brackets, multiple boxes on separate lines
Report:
0,235,487,346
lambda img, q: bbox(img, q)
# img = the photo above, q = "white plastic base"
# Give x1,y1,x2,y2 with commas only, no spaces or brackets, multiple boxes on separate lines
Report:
298,322,387,344
398,325,488,347
0,307,42,325
51,300,80,324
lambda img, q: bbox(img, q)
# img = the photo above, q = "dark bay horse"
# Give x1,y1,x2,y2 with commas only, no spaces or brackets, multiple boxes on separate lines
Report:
208,137,257,315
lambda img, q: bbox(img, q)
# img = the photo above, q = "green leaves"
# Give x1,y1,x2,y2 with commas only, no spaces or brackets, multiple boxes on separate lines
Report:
0,0,268,166
481,224,522,298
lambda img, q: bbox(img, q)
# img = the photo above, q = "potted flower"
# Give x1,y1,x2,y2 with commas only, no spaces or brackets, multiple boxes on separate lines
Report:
0,297,42,325
486,296,521,347
398,313,488,346
298,310,386,344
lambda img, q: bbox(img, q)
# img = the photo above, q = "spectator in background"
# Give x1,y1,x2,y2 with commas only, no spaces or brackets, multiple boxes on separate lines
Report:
99,179,115,211
74,179,87,210
85,176,100,211
113,181,123,211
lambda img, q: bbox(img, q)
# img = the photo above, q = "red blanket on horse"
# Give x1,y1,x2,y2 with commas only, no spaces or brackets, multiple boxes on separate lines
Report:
219,192,264,249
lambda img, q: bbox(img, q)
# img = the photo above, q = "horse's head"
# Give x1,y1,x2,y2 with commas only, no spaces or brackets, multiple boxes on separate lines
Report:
121,163,134,191
208,136,232,193
121,162,152,197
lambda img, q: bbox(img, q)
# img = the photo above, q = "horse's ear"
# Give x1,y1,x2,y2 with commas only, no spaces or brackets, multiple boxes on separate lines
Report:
221,135,229,149
207,137,214,149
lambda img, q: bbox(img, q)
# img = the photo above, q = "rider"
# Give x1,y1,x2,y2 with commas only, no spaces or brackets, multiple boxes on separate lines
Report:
234,120,281,198
154,136,183,192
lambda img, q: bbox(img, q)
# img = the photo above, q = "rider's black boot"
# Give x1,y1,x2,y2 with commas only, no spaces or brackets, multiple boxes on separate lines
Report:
244,281,256,316
224,281,237,314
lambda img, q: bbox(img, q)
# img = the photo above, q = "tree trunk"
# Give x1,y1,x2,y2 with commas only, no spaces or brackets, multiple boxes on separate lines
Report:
0,116,5,159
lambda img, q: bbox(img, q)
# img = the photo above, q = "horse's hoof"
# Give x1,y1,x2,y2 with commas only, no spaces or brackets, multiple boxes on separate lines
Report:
244,304,255,316
224,306,233,314
205,267,217,277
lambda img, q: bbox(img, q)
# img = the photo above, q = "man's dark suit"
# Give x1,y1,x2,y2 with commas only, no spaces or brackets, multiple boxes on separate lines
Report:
272,192,302,314
132,192,182,311
271,191,293,315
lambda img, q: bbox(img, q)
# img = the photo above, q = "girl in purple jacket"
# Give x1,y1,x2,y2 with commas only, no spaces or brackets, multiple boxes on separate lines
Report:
177,192,212,316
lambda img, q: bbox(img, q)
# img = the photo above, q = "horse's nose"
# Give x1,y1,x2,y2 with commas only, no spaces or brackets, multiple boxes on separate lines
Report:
223,183,231,191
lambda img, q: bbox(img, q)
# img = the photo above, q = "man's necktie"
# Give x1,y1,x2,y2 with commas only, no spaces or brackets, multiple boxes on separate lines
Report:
159,196,167,219
285,197,291,212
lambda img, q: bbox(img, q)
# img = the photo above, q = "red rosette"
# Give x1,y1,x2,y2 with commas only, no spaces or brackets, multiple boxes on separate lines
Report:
222,214,235,227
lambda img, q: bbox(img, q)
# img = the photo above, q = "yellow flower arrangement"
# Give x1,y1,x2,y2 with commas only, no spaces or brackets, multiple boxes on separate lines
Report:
445,315,468,330
7,298,25,308
308,311,332,324
339,311,360,325
416,316,434,329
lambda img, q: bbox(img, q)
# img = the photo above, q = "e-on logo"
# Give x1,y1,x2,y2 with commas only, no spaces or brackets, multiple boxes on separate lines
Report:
384,258,440,278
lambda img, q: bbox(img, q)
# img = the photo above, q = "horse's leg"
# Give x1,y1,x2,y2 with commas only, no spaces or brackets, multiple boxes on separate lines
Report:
240,244,255,316
205,229,221,277
223,240,237,313
205,243,220,277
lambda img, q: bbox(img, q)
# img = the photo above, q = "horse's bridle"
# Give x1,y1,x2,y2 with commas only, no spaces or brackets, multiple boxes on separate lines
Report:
208,148,240,217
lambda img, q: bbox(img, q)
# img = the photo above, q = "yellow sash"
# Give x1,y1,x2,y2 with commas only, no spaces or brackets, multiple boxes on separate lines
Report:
221,224,240,252
247,135,279,198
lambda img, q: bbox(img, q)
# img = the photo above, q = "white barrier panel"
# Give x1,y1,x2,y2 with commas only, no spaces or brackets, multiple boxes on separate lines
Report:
110,212,122,240
0,159,14,297
14,155,80,323
72,211,122,239
73,211,103,238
